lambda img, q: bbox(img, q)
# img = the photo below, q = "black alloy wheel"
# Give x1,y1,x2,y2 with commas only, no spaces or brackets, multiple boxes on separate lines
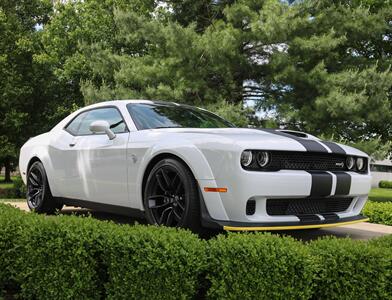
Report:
27,161,62,213
27,164,44,209
144,158,201,231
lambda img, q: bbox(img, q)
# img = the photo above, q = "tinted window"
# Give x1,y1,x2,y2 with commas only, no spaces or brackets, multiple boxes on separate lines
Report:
65,111,88,135
127,103,234,130
66,107,127,135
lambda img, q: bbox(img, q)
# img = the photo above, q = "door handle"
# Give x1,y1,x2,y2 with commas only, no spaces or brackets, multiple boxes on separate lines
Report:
69,143,76,147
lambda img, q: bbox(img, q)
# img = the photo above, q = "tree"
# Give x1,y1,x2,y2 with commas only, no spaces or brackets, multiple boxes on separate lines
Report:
257,0,392,143
0,0,53,182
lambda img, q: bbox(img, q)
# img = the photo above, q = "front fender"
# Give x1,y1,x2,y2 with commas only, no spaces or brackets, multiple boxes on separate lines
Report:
134,142,229,221
19,135,60,196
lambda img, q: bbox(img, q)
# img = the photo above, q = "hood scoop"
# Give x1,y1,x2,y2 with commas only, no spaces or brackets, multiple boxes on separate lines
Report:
277,130,308,138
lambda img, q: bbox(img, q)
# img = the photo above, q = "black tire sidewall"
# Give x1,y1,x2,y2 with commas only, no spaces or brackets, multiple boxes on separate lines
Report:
27,161,58,213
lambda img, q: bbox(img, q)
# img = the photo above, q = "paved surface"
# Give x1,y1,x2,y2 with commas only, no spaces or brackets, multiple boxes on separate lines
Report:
5,201,392,241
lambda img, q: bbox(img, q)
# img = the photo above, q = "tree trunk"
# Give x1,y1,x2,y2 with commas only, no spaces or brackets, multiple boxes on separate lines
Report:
4,159,12,183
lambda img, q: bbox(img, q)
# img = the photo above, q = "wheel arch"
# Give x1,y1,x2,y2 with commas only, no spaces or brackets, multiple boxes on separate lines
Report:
141,153,197,199
27,156,42,173
140,151,228,227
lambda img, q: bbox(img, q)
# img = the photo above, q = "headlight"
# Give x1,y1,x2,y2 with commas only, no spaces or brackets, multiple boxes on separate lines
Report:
256,151,270,167
241,150,253,167
356,157,365,171
346,156,355,170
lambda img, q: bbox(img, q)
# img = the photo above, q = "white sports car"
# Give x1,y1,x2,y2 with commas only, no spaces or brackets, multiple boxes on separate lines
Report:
19,100,371,232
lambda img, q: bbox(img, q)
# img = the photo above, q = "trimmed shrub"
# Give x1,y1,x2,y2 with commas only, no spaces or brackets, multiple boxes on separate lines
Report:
379,180,392,189
103,225,206,300
363,201,392,226
12,176,26,198
0,204,206,300
309,237,390,300
369,233,392,249
16,215,108,299
369,234,392,297
0,204,33,293
1,203,392,299
206,233,315,300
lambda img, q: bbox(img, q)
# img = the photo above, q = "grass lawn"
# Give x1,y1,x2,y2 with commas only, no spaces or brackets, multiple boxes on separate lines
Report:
368,188,392,202
0,175,18,189
0,198,24,202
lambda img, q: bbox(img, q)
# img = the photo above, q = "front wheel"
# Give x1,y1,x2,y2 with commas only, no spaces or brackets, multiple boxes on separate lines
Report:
26,161,63,213
143,158,201,232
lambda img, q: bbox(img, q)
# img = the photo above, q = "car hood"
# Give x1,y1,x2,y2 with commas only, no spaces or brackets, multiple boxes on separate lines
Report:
152,128,368,157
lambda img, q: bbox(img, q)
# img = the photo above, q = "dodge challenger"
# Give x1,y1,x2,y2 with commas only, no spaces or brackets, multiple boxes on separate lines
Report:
19,100,371,232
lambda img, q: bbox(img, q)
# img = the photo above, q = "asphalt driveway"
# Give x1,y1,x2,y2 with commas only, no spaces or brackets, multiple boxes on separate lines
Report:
5,201,392,241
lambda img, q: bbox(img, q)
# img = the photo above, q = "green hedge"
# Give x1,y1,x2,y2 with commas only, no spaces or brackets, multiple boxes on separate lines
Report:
0,204,204,299
206,233,314,300
309,238,390,299
0,203,391,299
379,180,392,189
363,201,392,226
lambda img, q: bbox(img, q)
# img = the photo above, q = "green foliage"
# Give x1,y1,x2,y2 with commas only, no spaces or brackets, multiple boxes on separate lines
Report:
379,180,392,189
257,0,392,144
0,204,30,292
308,237,390,300
1,203,392,299
14,214,106,299
206,233,315,300
2,0,392,166
11,176,26,198
104,225,206,300
363,201,392,226
0,204,205,299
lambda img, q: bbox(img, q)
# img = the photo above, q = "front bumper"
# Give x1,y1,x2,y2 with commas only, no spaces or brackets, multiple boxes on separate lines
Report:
220,215,369,231
199,169,372,229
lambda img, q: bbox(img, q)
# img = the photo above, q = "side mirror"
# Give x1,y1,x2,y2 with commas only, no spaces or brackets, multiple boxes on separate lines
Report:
89,120,116,140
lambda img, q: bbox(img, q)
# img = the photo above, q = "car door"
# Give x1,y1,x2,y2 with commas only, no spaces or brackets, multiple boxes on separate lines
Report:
57,107,130,206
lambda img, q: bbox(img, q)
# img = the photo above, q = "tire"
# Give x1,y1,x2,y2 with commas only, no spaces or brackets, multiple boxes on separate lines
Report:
143,158,201,232
26,161,63,213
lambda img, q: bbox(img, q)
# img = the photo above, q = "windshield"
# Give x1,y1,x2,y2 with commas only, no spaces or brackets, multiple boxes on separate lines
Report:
127,103,235,130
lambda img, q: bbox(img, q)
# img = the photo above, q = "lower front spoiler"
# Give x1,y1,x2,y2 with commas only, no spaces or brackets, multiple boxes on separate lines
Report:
220,215,369,231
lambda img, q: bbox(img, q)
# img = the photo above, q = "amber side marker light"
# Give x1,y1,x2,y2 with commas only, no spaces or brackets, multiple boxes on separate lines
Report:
204,187,227,193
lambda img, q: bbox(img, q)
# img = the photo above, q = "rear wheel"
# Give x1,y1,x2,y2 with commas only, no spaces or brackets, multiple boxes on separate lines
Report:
27,161,63,213
144,158,201,232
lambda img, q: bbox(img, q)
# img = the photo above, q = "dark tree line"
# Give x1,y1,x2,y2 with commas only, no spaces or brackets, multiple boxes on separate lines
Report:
1,0,391,181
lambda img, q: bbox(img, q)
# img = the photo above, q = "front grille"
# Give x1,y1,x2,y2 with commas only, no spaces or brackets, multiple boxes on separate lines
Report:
266,197,353,216
244,151,367,173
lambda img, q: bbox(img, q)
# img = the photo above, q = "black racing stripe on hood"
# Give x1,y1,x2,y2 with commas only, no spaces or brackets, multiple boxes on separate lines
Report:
258,128,328,153
319,141,346,155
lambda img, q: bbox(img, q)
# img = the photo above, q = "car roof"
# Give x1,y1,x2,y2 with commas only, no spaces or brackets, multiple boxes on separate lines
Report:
84,99,180,108
82,99,206,111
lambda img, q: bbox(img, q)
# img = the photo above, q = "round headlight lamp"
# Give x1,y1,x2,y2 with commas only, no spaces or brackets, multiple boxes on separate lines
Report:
256,151,270,167
346,156,355,170
356,157,365,171
241,150,253,167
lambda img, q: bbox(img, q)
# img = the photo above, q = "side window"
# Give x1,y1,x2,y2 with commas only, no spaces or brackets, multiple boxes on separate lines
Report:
66,107,127,136
65,111,89,135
